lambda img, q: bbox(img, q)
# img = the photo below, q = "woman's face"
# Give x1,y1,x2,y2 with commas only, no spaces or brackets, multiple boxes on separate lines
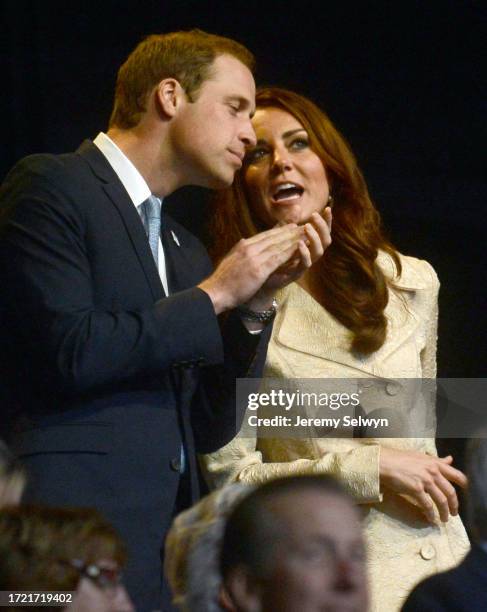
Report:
243,107,330,226
66,560,134,612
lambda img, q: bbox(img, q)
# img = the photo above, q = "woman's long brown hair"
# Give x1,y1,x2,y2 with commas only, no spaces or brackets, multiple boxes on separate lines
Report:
210,87,402,355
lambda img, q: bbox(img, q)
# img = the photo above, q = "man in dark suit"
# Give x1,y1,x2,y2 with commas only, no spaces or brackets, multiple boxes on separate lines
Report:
0,30,330,611
402,437,487,612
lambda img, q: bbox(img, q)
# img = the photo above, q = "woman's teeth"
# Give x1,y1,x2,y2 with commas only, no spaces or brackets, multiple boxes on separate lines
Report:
273,183,304,202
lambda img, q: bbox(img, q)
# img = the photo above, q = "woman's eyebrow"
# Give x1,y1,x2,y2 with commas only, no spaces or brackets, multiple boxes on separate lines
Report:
282,128,307,138
254,128,307,146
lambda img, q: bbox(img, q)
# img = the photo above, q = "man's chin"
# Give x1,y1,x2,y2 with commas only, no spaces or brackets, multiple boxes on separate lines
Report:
208,172,235,190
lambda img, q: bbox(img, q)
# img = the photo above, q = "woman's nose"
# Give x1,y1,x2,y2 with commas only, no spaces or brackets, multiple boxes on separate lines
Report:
272,149,293,172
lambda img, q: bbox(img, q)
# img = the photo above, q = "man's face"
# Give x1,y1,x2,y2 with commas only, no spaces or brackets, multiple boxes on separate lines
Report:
171,54,256,189
258,491,368,612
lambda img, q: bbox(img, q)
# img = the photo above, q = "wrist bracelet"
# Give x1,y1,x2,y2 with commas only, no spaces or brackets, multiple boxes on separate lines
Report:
237,298,278,323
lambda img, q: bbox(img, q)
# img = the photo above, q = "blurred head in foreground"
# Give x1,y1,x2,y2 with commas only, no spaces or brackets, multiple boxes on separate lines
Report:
220,475,368,612
0,441,25,508
165,483,252,611
0,505,134,611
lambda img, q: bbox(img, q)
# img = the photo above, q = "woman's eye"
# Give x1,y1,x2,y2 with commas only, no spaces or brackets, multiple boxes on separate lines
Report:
245,148,268,163
290,137,309,150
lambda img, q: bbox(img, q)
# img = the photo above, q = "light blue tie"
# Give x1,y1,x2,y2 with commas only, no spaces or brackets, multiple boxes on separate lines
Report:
140,195,161,265
140,195,186,473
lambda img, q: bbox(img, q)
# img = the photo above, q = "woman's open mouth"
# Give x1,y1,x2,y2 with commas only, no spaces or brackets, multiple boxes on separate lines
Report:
270,182,304,204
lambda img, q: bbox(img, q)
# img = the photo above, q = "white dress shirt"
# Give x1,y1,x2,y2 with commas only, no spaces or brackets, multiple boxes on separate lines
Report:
93,132,169,295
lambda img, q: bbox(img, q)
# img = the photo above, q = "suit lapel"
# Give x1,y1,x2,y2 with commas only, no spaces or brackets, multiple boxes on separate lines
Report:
77,140,165,301
161,216,200,293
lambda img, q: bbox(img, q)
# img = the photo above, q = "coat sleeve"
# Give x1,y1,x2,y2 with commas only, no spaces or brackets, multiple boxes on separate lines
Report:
201,433,382,503
192,314,273,454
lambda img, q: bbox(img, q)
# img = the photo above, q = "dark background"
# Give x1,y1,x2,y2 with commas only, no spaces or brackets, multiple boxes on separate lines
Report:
1,0,485,381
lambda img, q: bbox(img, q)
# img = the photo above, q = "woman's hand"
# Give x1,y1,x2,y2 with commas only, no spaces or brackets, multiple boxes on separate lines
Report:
262,208,332,291
379,447,467,523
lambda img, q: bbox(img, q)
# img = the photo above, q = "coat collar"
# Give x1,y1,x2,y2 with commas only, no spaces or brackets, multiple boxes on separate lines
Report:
271,252,428,377
377,251,428,290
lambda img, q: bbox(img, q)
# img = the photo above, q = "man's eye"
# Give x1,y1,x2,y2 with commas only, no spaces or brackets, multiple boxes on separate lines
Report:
300,545,333,564
228,104,239,115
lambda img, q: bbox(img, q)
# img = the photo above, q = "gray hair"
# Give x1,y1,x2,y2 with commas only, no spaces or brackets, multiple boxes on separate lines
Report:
165,483,253,611
467,435,487,542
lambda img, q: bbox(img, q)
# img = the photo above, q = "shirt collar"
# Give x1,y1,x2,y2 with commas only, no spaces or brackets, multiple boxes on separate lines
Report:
93,132,161,208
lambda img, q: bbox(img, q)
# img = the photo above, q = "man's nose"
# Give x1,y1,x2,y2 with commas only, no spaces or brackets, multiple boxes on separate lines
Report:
333,558,358,591
240,120,256,147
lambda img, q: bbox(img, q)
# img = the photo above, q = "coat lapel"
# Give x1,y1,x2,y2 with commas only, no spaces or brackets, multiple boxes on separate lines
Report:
77,140,165,301
161,216,201,293
273,253,426,378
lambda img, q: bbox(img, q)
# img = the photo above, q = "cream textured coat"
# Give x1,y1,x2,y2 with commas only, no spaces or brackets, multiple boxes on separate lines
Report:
202,252,470,612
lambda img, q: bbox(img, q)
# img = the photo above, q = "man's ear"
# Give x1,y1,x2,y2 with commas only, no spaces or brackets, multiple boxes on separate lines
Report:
154,78,184,118
222,566,263,612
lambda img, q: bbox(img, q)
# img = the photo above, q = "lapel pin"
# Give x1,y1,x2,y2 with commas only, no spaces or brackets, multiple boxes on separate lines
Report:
171,230,180,247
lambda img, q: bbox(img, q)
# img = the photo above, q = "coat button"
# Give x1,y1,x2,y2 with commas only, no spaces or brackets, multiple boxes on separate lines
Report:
170,457,182,473
420,543,436,560
386,382,399,396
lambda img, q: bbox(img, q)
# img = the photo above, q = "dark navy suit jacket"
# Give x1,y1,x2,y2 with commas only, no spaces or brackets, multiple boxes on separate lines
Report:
0,141,270,611
402,544,485,612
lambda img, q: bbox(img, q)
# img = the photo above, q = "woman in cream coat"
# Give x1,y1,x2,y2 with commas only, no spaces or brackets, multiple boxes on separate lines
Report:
202,88,470,612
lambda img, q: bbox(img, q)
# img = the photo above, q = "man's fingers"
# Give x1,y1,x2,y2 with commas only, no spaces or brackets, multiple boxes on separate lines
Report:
258,241,303,275
244,224,304,249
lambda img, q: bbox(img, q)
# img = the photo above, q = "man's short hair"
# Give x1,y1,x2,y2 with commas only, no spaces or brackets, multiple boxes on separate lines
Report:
466,436,487,542
109,29,255,129
220,475,351,580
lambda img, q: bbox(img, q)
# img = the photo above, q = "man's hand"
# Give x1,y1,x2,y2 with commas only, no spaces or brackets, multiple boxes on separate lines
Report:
199,209,331,315
261,209,332,293
198,224,304,314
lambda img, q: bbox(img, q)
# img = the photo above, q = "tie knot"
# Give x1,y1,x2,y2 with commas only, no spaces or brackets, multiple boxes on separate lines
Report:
140,195,161,265
141,195,161,221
